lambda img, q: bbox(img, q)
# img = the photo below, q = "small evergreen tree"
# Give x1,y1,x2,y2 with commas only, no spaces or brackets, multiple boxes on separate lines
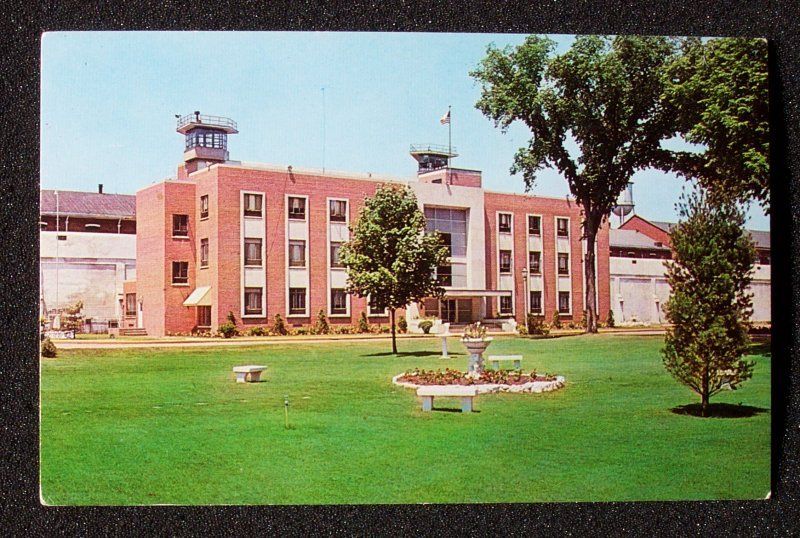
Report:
607,309,615,328
551,311,562,329
397,316,408,334
41,337,57,358
313,309,330,335
271,314,288,336
662,188,756,417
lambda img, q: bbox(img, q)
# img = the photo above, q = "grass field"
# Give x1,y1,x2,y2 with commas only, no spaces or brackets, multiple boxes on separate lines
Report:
40,334,771,505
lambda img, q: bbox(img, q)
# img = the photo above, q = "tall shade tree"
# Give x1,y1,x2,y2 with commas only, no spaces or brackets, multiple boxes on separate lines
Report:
662,187,756,417
661,37,769,212
340,184,449,354
472,35,677,332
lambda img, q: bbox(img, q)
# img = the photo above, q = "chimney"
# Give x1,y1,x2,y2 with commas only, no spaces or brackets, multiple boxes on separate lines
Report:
98,183,104,194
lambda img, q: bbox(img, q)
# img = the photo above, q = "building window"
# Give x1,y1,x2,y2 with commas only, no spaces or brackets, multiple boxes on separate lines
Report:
558,253,569,275
172,261,188,284
200,195,209,219
437,264,453,286
368,296,387,316
200,238,209,268
499,295,513,315
289,240,306,267
57,235,67,241
558,291,571,313
528,215,541,235
197,306,211,327
244,287,263,315
529,251,541,274
330,242,344,268
331,289,347,314
288,197,306,220
172,214,189,237
557,218,569,237
329,200,347,222
243,238,262,266
244,193,263,217
499,213,512,233
438,232,453,257
499,250,512,274
530,291,542,314
289,288,306,315
125,293,136,316
424,207,467,258
759,251,770,265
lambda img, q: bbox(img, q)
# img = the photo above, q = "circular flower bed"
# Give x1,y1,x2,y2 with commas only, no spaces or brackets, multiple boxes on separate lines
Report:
393,368,566,394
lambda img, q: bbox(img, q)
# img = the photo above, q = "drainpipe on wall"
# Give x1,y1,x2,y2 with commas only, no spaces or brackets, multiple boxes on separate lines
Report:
118,218,122,234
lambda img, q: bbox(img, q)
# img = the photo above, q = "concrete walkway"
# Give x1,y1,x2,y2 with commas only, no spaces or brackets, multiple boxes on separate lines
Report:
51,327,666,350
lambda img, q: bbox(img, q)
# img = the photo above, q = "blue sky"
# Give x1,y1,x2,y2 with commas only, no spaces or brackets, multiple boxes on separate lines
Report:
40,31,768,230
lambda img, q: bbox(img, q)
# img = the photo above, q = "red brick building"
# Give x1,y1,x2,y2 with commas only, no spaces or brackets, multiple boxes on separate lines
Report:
129,114,610,336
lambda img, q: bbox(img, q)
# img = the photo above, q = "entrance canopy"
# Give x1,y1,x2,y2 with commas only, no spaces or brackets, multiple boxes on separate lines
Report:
183,286,212,306
442,289,511,298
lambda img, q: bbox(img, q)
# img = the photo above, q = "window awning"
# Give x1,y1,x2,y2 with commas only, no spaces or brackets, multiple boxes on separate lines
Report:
183,286,212,306
443,289,512,298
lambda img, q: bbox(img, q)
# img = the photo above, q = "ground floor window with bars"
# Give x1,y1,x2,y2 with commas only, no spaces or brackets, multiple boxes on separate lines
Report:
558,291,571,314
530,291,542,314
197,306,211,328
499,295,513,315
244,287,263,315
331,289,347,314
289,287,306,315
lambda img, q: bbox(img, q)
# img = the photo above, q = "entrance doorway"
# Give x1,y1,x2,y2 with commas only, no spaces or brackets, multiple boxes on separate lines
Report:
438,298,473,324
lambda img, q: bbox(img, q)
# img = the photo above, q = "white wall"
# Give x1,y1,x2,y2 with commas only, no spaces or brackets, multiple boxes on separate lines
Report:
610,256,771,324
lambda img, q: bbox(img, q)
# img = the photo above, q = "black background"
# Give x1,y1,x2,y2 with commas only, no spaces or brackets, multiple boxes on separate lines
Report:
1,1,797,534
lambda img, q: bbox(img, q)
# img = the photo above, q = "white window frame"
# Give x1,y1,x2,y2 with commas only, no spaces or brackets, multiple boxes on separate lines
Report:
285,194,310,317
329,288,350,317
288,195,307,221
558,290,572,315
556,216,570,238
241,190,267,318
367,295,389,317
499,293,514,316
244,287,264,316
497,211,513,234
327,198,349,224
557,252,571,276
529,290,543,314
243,193,264,219
288,287,309,317
527,213,542,236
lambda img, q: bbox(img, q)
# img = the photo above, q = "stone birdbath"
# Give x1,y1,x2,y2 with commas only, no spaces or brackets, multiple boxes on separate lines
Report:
460,322,493,377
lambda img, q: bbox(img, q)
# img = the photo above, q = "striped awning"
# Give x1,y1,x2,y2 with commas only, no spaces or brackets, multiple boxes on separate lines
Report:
183,286,212,306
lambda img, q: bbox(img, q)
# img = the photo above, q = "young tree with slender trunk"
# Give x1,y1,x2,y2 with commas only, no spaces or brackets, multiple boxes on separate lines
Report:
340,184,449,354
662,188,756,417
471,35,678,332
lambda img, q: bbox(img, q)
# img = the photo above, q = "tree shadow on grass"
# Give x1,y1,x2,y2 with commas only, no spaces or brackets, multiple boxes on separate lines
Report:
670,402,769,419
365,351,459,358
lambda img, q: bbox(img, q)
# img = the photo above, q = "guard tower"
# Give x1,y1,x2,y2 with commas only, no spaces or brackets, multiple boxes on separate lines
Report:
409,144,458,174
176,111,238,174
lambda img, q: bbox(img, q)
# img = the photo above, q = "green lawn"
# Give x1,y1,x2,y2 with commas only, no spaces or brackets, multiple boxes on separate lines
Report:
40,334,771,505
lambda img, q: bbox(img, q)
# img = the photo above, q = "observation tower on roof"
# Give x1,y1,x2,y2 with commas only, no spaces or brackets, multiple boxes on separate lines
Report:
176,111,238,174
409,143,458,174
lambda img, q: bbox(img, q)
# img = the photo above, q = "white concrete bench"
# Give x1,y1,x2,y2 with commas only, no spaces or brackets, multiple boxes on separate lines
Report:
488,355,522,370
416,385,478,412
233,365,267,383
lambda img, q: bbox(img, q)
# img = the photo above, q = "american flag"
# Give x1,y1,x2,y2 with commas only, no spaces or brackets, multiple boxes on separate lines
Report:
440,110,450,125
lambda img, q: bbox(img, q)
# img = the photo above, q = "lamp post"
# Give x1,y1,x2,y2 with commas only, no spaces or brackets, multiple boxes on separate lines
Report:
521,266,529,319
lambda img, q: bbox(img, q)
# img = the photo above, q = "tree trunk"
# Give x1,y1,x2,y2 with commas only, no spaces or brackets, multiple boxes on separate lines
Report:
390,308,397,355
584,222,599,333
701,364,710,417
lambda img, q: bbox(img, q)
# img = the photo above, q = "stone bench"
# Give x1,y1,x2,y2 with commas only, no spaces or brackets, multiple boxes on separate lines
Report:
488,355,522,370
233,365,267,383
416,385,478,412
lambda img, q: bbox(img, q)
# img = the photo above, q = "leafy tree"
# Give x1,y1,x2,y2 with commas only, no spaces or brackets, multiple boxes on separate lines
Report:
662,188,756,417
472,35,677,332
340,184,449,354
661,37,769,212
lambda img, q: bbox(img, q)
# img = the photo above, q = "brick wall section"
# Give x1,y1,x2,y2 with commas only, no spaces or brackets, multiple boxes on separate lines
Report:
135,184,166,337
618,215,672,247
40,215,136,234
162,181,198,335
483,191,611,323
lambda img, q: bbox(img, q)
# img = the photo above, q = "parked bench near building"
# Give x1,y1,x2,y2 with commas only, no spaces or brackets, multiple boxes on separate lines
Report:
417,385,478,413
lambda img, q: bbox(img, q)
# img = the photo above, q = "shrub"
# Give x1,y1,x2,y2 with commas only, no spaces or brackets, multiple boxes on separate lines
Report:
357,311,370,333
218,322,237,338
41,337,57,358
271,314,288,336
517,324,529,336
397,317,408,334
313,309,331,335
607,309,615,328
418,320,433,334
551,311,562,329
526,314,550,336
335,325,354,335
226,311,237,325
578,310,588,329
247,326,268,336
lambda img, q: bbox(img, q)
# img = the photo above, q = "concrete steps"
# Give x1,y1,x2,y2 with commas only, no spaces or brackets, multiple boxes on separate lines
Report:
119,328,148,336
